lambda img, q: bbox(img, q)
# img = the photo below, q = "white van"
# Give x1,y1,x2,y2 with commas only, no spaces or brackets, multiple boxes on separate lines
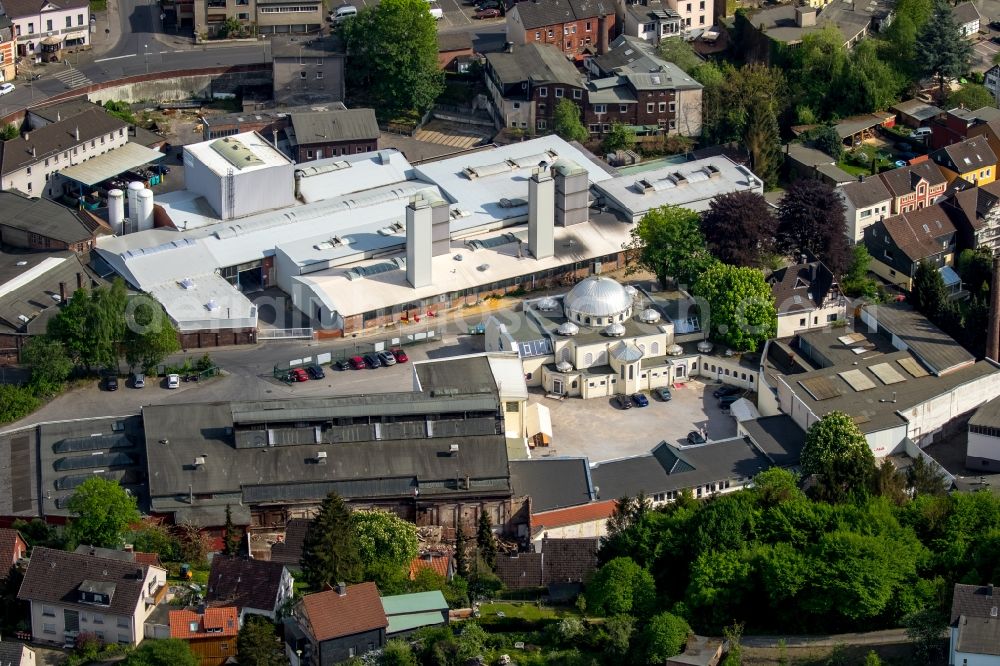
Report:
912,127,932,139
430,6,443,19
329,4,357,23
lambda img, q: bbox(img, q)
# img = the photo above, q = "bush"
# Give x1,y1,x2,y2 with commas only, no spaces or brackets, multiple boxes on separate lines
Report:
0,385,39,424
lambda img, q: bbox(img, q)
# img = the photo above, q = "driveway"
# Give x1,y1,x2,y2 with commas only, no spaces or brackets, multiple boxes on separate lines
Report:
531,379,741,463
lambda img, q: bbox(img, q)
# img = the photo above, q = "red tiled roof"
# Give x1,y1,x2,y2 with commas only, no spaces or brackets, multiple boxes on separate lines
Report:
133,552,162,568
169,607,239,640
532,500,616,530
301,583,387,642
409,553,451,580
0,528,24,573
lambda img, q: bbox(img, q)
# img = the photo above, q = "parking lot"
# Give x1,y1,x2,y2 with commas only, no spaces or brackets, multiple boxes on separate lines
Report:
334,0,505,28
530,379,742,464
973,37,1000,71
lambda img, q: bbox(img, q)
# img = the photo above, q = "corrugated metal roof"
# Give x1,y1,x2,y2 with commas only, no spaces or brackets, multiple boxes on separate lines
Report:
382,591,448,616
58,142,165,186
290,109,380,145
386,610,447,635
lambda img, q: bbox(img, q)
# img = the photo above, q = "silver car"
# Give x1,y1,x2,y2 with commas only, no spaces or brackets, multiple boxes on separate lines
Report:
132,373,145,388
377,350,397,366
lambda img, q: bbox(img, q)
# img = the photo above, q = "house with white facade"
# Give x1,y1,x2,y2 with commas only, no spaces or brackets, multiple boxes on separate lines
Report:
953,1,981,38
768,261,846,338
2,0,90,59
17,547,168,646
968,397,1000,471
950,583,1000,666
837,175,892,242
615,0,683,43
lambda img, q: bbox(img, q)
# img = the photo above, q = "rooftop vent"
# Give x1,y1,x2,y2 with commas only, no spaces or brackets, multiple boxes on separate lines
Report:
449,444,460,456
193,456,206,467
179,277,196,290
316,451,328,464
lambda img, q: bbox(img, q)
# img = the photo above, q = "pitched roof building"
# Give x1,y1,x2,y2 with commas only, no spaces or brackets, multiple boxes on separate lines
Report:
286,583,388,664
287,108,380,163
931,137,998,186
877,160,949,215
205,556,294,622
0,191,107,253
863,203,958,290
951,584,1000,665
0,640,34,666
767,261,845,338
507,0,617,57
169,607,239,666
0,528,26,577
837,175,893,241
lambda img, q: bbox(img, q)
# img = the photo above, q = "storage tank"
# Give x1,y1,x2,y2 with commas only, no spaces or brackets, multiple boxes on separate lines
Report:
127,181,145,230
107,189,125,235
136,188,154,231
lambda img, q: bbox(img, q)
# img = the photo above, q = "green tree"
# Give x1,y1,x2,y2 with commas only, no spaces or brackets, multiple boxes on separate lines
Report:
701,190,776,267
692,263,777,352
13,518,66,550
622,205,715,289
800,411,876,502
789,24,849,120
919,0,973,103
342,0,444,114
602,122,637,154
864,650,883,666
805,125,844,162
552,98,589,142
777,179,850,276
906,455,948,497
883,0,933,79
948,83,995,110
744,95,783,189
124,638,199,666
300,493,362,590
911,259,948,319
721,622,744,666
658,37,702,73
103,101,136,125
0,124,19,141
454,522,469,577
476,512,496,568
129,523,179,562
123,296,180,372
380,639,417,666
601,614,634,658
66,477,141,548
638,612,691,664
904,607,947,663
48,279,128,372
223,504,241,557
354,509,419,579
842,245,878,299
20,336,73,396
842,40,906,115
0,385,39,425
236,615,288,666
585,557,656,616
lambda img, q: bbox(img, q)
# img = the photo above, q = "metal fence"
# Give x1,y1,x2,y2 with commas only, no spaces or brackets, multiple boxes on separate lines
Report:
273,328,441,378
258,328,314,340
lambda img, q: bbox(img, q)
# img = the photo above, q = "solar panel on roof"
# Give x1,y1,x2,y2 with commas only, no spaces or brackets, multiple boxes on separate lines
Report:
54,433,133,454
839,369,876,392
898,356,930,377
799,376,843,401
869,362,906,385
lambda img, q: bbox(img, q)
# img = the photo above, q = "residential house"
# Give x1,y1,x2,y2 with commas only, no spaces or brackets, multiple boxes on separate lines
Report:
863,204,957,290
437,32,474,72
255,0,322,35
529,500,615,547
193,0,256,39
767,261,845,338
495,552,544,590
408,552,454,581
662,0,712,32
169,607,239,666
953,1,981,37
25,98,104,129
615,0,682,43
3,0,89,59
16,546,168,647
891,99,942,129
205,557,294,623
506,0,616,58
0,529,27,577
987,66,1000,106
0,108,128,197
0,191,106,252
287,108,379,162
837,175,892,241
271,35,345,107
940,180,1000,252
0,15,15,83
784,142,854,187
950,583,1000,666
0,641,35,666
382,591,449,638
539,537,600,588
931,106,1000,151
877,160,948,214
738,2,885,60
931,137,998,186
285,583,387,666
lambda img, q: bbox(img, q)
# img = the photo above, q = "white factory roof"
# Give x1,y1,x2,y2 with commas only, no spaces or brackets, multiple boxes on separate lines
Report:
413,137,615,236
146,272,257,332
183,131,291,177
594,156,763,219
295,149,416,203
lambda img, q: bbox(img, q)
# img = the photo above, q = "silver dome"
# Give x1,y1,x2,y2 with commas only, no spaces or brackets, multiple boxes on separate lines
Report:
667,343,684,356
563,276,633,320
639,308,661,323
697,340,714,353
610,340,644,363
604,322,626,337
557,321,580,336
556,360,573,372
536,296,559,311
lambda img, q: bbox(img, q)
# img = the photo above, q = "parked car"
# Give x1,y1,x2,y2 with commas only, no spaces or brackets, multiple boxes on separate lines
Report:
631,393,649,407
363,353,382,369
392,348,409,363
719,394,740,409
101,373,119,391
349,356,366,370
306,364,325,379
713,385,741,399
167,373,181,389
655,386,672,401
614,394,633,410
377,350,397,366
430,6,443,19
132,373,145,389
912,127,932,139
334,359,351,371
475,7,500,18
329,4,357,23
687,430,707,445
476,0,500,8
0,83,15,96
291,368,310,382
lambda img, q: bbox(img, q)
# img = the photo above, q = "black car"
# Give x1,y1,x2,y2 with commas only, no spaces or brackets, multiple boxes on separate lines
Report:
101,373,119,391
614,394,633,410
363,353,382,369
306,364,325,379
719,394,741,409
333,359,351,371
712,385,741,399
687,430,707,445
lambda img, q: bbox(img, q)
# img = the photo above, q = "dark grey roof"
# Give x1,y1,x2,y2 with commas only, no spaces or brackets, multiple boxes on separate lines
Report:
486,43,583,88
229,392,498,424
971,398,1000,430
0,0,87,18
0,108,127,174
768,261,836,314
207,556,287,612
590,438,771,500
952,1,981,24
438,32,473,52
878,160,948,198
952,584,1000,624
891,99,943,123
861,304,974,376
540,537,598,585
270,34,344,58
512,0,613,29
289,109,379,146
0,251,103,334
510,458,594,512
414,355,498,395
27,98,104,127
0,640,30,665
956,616,1000,656
494,552,543,589
839,176,892,209
591,35,701,92
741,415,806,467
0,191,105,245
933,137,997,174
203,104,346,127
270,518,311,565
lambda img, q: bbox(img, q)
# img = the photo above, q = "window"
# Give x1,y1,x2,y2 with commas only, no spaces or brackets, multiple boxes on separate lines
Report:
573,89,582,99
44,158,49,167
860,209,872,218
26,166,31,176
585,21,591,30
827,313,838,322
27,182,32,192
564,26,569,34
43,624,55,635
95,631,105,641
513,102,520,109
78,13,84,25
603,123,610,131
93,614,104,625
647,103,654,113
555,88,564,98
548,29,554,38
307,150,314,159
27,22,34,34
117,618,129,628
535,31,541,39
594,104,607,113
90,140,95,148
668,119,676,130
237,11,249,18
539,87,547,97
46,19,52,30
299,71,306,79
538,103,546,113
571,25,576,33
42,607,55,618
118,129,123,137
118,634,130,643
349,648,356,658
316,71,323,79
588,124,599,133
620,104,627,113
668,101,676,112
658,102,666,112
537,119,547,130
687,2,691,10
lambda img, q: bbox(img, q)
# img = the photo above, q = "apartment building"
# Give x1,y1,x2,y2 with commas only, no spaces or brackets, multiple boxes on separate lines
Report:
3,0,89,59
506,0,616,58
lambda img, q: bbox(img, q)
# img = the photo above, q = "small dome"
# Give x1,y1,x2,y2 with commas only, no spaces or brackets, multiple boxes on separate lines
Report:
697,340,714,353
563,276,633,323
667,343,684,356
639,308,661,324
625,285,638,297
536,296,559,311
610,340,644,363
604,322,626,337
556,360,573,372
557,322,580,336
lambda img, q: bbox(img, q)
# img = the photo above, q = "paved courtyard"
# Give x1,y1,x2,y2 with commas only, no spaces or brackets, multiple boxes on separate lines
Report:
529,378,742,463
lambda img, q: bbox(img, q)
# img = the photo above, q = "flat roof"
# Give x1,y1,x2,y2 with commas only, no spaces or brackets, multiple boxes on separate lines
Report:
146,272,257,332
184,132,291,177
58,142,164,186
510,458,594,512
742,415,806,467
862,304,975,375
970,397,1000,430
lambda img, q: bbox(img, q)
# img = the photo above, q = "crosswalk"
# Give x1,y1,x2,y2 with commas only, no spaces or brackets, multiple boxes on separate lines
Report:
51,66,93,89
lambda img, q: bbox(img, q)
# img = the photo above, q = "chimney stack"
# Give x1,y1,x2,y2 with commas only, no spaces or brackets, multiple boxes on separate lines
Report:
598,14,610,55
335,582,347,596
74,127,80,142
528,164,555,259
76,272,83,290
59,281,66,302
988,254,1000,362
406,196,432,288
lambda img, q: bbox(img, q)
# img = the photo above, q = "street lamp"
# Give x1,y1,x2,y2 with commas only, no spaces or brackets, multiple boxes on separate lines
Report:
144,43,149,73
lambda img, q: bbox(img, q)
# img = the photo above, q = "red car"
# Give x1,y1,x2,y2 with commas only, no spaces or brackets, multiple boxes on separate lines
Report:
392,348,408,363
475,7,500,18
349,356,366,370
290,368,309,382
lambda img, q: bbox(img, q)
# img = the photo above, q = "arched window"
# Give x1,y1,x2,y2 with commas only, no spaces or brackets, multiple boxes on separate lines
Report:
561,347,572,363
651,342,660,356
585,317,591,325
638,344,645,354
584,352,594,366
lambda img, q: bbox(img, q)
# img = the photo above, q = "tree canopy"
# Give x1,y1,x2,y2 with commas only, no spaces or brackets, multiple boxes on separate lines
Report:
66,477,141,549
777,179,850,276
692,263,777,352
602,122,637,154
586,557,657,616
911,259,949,319
354,509,420,580
123,639,198,666
123,296,180,372
948,83,995,110
701,191,776,267
919,0,973,102
801,411,876,502
638,612,691,664
552,98,588,142
623,206,715,289
476,512,497,569
300,493,362,589
236,616,288,666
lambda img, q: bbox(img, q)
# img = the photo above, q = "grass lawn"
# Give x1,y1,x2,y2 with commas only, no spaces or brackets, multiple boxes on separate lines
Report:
837,160,872,177
90,0,107,11
479,602,581,622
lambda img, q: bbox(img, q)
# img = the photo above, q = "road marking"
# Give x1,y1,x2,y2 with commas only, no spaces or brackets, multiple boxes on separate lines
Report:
94,53,136,62
52,66,94,88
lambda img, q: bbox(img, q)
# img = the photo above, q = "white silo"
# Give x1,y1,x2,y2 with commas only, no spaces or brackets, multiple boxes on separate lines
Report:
107,189,125,235
136,188,155,231
127,181,145,230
